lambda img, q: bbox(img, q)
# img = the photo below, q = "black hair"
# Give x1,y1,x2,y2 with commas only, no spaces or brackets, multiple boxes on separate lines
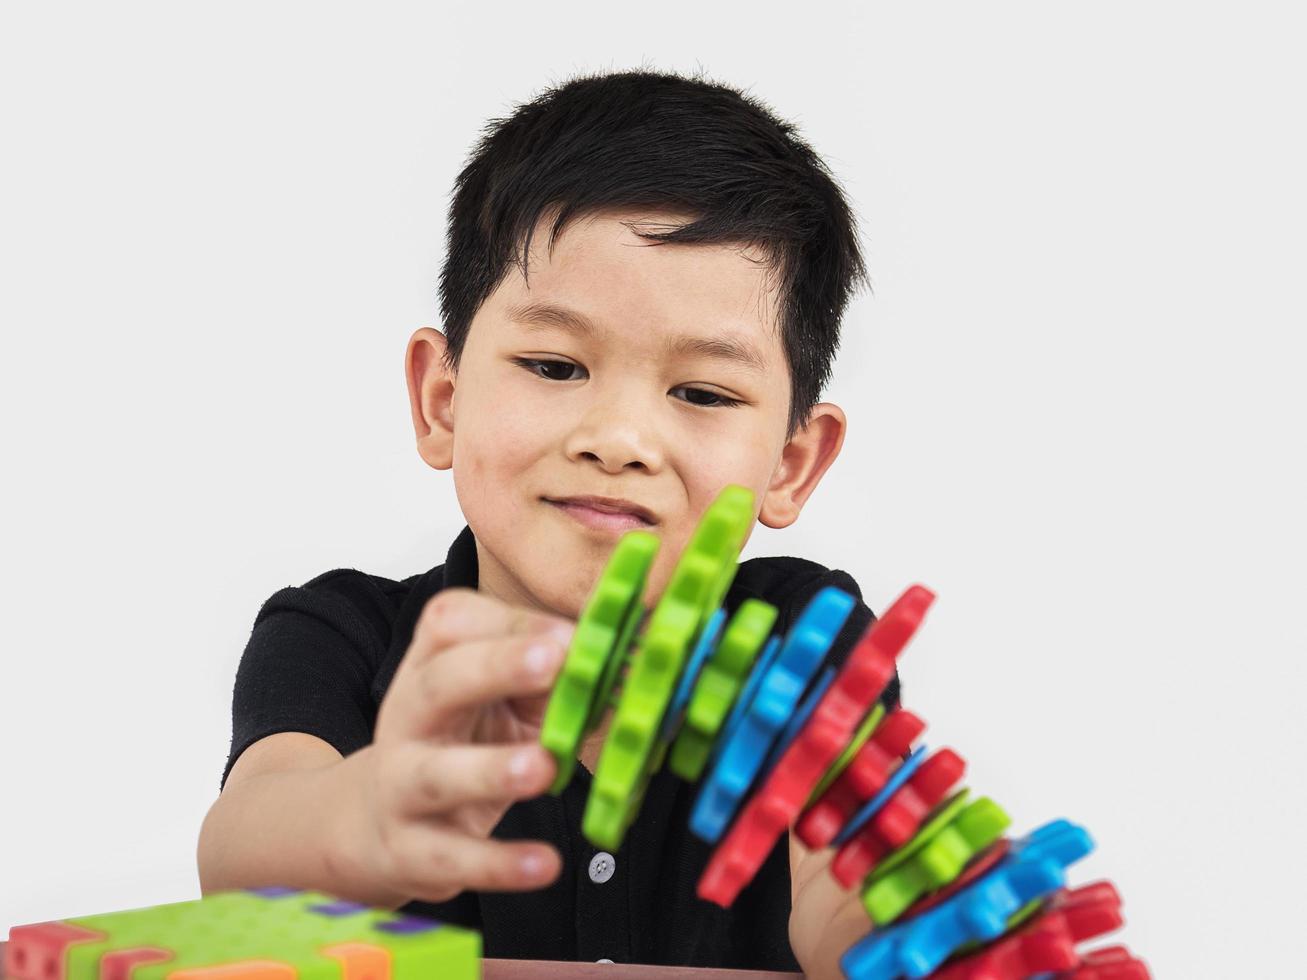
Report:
437,67,869,437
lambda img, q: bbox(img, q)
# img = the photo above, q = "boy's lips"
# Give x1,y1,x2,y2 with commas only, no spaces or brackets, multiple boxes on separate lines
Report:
543,495,657,532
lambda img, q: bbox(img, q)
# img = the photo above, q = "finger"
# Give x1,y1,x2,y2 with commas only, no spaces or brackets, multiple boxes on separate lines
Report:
396,741,557,818
391,632,568,739
410,587,574,665
392,825,562,902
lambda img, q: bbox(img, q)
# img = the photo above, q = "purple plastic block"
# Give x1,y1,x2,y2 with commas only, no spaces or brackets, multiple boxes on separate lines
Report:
375,915,444,935
246,886,301,897
309,900,370,916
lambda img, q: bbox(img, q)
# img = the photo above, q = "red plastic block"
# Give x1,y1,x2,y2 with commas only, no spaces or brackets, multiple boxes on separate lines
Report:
796,708,925,849
697,585,935,907
4,921,106,980
829,747,966,888
1053,945,1152,979
901,838,1011,918
931,881,1126,980
101,948,174,980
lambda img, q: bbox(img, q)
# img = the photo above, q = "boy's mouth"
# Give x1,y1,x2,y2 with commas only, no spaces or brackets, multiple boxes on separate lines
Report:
543,495,657,532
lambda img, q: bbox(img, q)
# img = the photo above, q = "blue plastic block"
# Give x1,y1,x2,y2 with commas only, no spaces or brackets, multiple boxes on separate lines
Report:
707,634,782,772
760,664,839,777
840,819,1094,980
691,587,855,842
658,606,727,743
832,743,929,846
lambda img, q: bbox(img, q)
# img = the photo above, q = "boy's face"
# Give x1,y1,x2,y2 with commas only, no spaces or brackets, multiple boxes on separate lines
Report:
407,208,845,618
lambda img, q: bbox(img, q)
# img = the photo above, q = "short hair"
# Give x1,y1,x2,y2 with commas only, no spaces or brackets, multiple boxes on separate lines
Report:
437,67,869,437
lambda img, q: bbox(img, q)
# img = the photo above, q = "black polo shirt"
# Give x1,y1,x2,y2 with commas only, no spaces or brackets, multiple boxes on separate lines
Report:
223,525,900,970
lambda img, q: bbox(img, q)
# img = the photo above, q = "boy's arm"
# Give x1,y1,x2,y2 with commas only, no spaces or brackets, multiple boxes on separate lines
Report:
200,588,572,912
787,829,872,980
196,733,410,910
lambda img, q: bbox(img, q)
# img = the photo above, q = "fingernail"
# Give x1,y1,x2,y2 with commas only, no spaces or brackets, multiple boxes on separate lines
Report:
525,641,561,677
549,622,575,646
521,852,547,878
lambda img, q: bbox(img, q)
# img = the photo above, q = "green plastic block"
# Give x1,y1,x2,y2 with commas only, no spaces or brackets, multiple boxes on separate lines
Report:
805,701,888,805
667,597,777,781
860,793,1011,925
23,888,480,980
539,529,658,794
583,485,754,850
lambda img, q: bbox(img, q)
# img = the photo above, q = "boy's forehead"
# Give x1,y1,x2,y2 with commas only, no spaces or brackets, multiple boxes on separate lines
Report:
485,209,786,365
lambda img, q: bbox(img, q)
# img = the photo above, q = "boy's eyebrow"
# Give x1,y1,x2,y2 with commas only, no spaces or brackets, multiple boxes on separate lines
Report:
505,300,767,373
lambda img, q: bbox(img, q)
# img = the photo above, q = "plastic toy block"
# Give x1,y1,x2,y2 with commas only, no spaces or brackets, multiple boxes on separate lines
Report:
871,748,967,848
840,819,1094,980
705,631,783,773
796,708,925,850
4,887,480,980
668,598,777,780
807,701,886,805
657,606,726,743
859,794,1012,925
760,665,838,777
699,583,937,900
540,529,658,794
1047,945,1152,979
694,662,834,904
690,585,855,844
930,882,1125,980
900,839,1011,919
834,778,961,892
585,485,754,850
830,748,962,889
832,745,930,849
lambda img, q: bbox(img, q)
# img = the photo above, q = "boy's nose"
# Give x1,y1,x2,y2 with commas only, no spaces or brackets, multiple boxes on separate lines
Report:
564,400,665,474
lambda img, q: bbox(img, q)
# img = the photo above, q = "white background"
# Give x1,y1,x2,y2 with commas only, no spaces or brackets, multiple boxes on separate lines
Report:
2,2,1303,976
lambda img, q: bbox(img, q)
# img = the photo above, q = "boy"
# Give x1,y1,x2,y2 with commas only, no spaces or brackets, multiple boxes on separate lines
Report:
198,68,899,977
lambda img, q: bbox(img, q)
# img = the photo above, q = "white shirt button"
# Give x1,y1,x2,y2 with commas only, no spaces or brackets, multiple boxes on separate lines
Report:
596,958,614,964
588,851,615,884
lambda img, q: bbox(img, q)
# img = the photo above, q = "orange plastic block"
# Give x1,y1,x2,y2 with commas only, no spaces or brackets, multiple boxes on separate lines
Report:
321,942,393,979
168,962,296,980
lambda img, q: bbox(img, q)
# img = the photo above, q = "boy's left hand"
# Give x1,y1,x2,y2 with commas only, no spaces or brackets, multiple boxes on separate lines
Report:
788,831,874,980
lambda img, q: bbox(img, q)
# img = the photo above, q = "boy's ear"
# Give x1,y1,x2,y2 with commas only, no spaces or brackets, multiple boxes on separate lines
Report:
759,403,847,529
405,327,456,471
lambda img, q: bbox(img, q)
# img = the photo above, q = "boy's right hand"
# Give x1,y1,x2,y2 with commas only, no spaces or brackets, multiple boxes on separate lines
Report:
330,587,575,907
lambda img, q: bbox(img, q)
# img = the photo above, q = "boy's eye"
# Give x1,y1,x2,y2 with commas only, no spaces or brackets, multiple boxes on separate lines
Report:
514,357,586,382
513,357,743,408
672,387,743,409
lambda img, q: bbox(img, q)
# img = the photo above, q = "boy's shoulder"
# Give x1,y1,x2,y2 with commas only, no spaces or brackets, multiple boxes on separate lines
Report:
731,553,867,617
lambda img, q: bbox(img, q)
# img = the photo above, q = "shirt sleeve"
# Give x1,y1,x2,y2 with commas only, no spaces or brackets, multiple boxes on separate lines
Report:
221,571,391,792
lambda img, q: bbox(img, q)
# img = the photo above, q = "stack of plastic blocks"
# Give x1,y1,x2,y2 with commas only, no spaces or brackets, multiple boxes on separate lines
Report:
4,886,479,980
539,483,1151,979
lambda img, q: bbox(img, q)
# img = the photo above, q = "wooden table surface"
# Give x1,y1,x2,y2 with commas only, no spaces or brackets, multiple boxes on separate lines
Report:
0,941,802,979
